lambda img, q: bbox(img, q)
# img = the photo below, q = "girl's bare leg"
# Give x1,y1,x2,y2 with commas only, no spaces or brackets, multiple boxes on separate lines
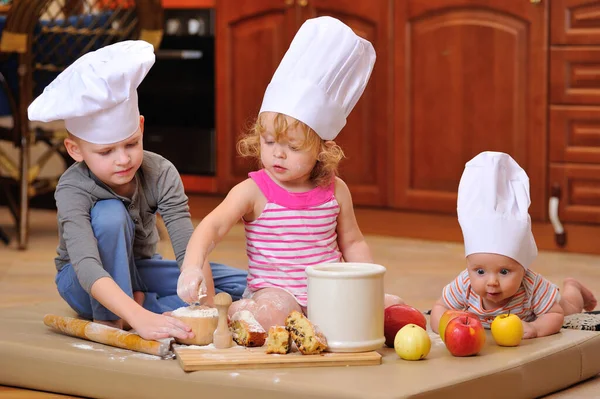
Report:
385,293,405,308
228,288,301,330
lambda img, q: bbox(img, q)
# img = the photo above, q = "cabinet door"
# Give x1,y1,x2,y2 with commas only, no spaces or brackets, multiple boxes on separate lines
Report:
550,47,600,105
216,0,297,192
549,164,600,224
551,0,600,45
549,106,600,164
300,0,390,206
393,0,548,220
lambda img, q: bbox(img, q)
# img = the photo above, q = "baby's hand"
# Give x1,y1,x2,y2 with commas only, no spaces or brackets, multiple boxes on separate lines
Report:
522,321,538,339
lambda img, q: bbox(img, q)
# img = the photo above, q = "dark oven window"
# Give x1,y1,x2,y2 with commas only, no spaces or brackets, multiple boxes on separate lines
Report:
138,9,215,176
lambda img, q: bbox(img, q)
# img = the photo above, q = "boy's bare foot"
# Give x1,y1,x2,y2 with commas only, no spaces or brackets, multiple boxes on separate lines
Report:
93,319,124,330
384,294,405,308
564,278,597,311
133,291,145,307
119,291,147,330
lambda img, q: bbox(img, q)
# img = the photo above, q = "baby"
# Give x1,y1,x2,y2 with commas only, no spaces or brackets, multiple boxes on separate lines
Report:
177,16,404,329
431,152,596,339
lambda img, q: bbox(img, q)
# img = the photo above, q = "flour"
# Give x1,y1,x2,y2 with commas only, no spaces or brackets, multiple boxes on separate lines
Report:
172,306,218,318
231,310,264,332
128,353,162,360
71,342,105,352
175,343,244,350
108,353,161,362
71,342,165,360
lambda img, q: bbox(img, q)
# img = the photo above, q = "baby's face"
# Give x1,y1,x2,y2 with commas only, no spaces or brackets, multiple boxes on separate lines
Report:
466,253,525,310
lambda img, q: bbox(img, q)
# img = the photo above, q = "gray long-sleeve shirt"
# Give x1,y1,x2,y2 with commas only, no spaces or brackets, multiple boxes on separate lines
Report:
54,151,194,293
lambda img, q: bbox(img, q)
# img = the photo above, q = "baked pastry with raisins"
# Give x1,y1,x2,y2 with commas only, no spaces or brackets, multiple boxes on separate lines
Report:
285,310,327,355
265,325,292,354
229,310,267,347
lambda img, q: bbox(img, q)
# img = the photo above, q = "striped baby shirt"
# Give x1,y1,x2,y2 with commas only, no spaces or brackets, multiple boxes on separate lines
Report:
442,268,561,328
244,170,342,306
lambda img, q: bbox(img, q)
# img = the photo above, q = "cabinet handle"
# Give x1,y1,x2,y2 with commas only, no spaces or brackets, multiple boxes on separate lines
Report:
298,0,308,6
284,0,294,6
530,0,541,3
549,184,566,247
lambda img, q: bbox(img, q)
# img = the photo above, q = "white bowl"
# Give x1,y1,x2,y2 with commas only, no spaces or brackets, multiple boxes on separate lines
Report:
306,262,386,352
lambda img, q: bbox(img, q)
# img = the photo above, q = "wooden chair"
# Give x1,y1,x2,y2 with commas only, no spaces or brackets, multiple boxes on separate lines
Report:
0,0,163,249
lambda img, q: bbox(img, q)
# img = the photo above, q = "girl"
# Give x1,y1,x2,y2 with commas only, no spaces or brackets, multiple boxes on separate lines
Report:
177,16,403,329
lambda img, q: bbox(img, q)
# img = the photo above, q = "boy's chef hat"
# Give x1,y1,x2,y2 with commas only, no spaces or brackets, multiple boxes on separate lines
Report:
28,40,155,145
457,151,538,269
259,16,375,141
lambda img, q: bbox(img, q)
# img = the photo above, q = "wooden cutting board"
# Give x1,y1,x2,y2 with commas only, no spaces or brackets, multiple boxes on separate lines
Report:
174,345,382,371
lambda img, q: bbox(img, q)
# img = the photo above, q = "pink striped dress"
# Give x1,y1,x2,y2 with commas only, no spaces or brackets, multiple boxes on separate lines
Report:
243,170,342,306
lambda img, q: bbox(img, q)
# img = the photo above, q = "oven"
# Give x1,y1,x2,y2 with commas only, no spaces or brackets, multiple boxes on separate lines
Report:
138,8,215,176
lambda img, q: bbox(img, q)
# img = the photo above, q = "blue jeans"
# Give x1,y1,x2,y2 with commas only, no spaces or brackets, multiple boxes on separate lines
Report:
55,199,247,321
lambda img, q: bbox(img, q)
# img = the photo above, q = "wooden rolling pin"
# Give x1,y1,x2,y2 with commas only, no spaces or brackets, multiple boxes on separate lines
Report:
43,314,172,358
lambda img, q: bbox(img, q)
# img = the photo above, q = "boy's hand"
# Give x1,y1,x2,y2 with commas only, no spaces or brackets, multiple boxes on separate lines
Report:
177,267,206,304
522,321,538,339
130,310,194,341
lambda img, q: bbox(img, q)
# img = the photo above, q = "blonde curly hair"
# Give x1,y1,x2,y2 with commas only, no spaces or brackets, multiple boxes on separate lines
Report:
237,112,344,187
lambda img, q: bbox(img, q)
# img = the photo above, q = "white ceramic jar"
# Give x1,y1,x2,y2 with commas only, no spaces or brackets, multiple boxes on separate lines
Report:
305,262,385,352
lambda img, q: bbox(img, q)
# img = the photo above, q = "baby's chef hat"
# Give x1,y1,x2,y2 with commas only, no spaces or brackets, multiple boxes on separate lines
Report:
28,40,155,145
259,16,375,141
457,151,538,269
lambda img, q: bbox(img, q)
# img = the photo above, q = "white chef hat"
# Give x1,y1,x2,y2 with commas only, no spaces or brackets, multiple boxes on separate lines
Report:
28,40,155,145
259,16,375,141
457,151,538,269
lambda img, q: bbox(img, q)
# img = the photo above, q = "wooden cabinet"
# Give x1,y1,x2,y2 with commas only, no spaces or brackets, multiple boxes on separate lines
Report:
215,0,391,206
213,0,600,233
215,0,297,192
549,164,600,224
392,0,548,220
299,0,391,206
550,106,600,164
549,0,600,226
550,0,600,45
550,47,600,105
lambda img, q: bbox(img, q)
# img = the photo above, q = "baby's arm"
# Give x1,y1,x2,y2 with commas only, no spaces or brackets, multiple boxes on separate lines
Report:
178,179,258,303
430,298,451,333
334,177,373,262
523,302,564,339
90,277,193,340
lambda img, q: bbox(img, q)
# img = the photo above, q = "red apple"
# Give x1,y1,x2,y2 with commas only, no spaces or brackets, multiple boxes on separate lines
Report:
438,309,471,342
384,304,427,347
444,315,486,357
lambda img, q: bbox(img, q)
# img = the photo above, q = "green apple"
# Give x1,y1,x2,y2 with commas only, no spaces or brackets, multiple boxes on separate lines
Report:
491,313,523,347
394,324,431,361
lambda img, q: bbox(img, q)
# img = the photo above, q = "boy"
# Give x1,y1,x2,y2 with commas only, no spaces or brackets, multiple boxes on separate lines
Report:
431,151,596,339
28,41,247,341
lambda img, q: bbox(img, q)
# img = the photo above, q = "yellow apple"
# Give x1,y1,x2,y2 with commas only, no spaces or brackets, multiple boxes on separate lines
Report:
491,313,523,347
394,324,431,361
438,309,470,342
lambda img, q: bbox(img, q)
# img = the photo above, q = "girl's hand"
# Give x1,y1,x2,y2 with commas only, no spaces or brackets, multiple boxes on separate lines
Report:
129,310,194,341
522,321,538,339
177,266,206,304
